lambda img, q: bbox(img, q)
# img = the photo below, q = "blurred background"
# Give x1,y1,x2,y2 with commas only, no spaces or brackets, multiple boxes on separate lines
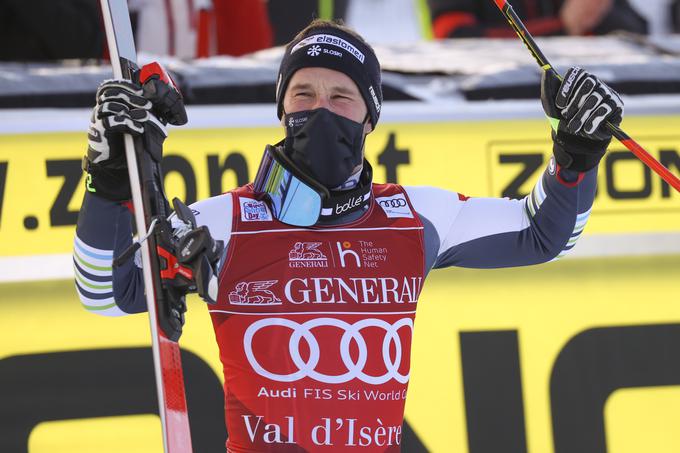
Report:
1,0,679,452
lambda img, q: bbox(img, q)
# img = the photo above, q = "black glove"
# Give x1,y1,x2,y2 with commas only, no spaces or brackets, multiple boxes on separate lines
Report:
171,199,223,305
541,67,624,172
83,63,188,201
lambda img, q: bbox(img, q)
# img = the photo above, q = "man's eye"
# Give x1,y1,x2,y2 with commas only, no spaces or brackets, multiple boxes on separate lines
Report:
295,92,311,98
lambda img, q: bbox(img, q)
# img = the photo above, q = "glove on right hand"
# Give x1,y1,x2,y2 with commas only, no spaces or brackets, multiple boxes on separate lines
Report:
541,67,624,172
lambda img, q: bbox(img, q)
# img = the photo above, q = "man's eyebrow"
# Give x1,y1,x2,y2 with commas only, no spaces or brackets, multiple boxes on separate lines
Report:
332,85,359,96
288,82,359,96
288,82,314,92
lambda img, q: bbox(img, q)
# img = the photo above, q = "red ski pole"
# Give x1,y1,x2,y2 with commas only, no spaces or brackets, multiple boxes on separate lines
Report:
491,0,680,193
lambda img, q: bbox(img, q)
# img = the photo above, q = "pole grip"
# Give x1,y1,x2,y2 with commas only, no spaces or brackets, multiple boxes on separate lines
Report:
492,0,680,193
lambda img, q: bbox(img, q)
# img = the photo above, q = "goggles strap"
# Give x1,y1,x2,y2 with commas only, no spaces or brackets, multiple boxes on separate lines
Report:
319,162,373,219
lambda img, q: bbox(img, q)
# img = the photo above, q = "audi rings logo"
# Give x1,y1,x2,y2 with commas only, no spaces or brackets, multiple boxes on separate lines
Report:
378,198,407,208
376,194,413,219
244,317,413,385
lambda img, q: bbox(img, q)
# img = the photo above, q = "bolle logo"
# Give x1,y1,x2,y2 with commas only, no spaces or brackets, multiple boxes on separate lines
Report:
337,241,361,268
307,45,321,57
243,317,413,384
229,281,282,305
335,196,362,214
289,242,328,268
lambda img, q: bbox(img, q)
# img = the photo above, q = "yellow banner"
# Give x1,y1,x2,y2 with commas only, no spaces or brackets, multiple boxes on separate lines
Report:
1,115,679,257
3,255,679,452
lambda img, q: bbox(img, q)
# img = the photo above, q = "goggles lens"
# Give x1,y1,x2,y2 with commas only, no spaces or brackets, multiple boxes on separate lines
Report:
253,147,322,227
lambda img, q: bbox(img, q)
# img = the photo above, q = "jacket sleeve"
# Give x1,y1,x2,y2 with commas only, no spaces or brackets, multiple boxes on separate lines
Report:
73,191,235,316
406,160,597,272
73,192,147,316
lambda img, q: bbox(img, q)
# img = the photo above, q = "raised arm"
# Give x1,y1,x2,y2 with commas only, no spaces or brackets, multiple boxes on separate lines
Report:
74,67,189,316
412,66,622,272
409,163,595,272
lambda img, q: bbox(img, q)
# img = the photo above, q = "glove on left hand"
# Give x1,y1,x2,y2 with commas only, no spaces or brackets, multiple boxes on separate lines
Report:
84,79,166,200
84,63,188,201
541,66,624,172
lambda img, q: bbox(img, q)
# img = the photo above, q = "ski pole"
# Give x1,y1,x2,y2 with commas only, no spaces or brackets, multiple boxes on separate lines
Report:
491,0,680,193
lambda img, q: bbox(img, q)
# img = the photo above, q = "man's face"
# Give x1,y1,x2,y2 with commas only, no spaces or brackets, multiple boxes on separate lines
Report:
282,67,373,134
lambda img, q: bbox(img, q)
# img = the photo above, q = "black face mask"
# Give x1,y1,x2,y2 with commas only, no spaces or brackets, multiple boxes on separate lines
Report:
283,108,366,189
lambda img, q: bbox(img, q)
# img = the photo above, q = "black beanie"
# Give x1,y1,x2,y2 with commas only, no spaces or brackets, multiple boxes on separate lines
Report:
275,25,383,128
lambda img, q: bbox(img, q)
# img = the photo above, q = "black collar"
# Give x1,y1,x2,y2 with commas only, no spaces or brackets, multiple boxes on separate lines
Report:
319,161,373,220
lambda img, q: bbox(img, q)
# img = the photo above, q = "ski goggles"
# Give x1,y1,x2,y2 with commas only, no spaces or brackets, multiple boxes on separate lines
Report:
253,145,330,227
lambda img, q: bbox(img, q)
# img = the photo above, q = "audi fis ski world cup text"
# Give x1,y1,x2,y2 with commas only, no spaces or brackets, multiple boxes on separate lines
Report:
257,387,407,402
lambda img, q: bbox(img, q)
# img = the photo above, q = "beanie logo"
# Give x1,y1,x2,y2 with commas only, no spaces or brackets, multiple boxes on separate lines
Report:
275,74,283,101
291,34,365,63
307,45,321,57
369,86,381,113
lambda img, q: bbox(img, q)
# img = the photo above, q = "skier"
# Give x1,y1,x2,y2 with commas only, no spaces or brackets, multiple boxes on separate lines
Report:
74,19,623,452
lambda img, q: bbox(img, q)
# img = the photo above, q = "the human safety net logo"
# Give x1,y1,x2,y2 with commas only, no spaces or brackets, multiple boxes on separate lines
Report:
243,317,413,385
